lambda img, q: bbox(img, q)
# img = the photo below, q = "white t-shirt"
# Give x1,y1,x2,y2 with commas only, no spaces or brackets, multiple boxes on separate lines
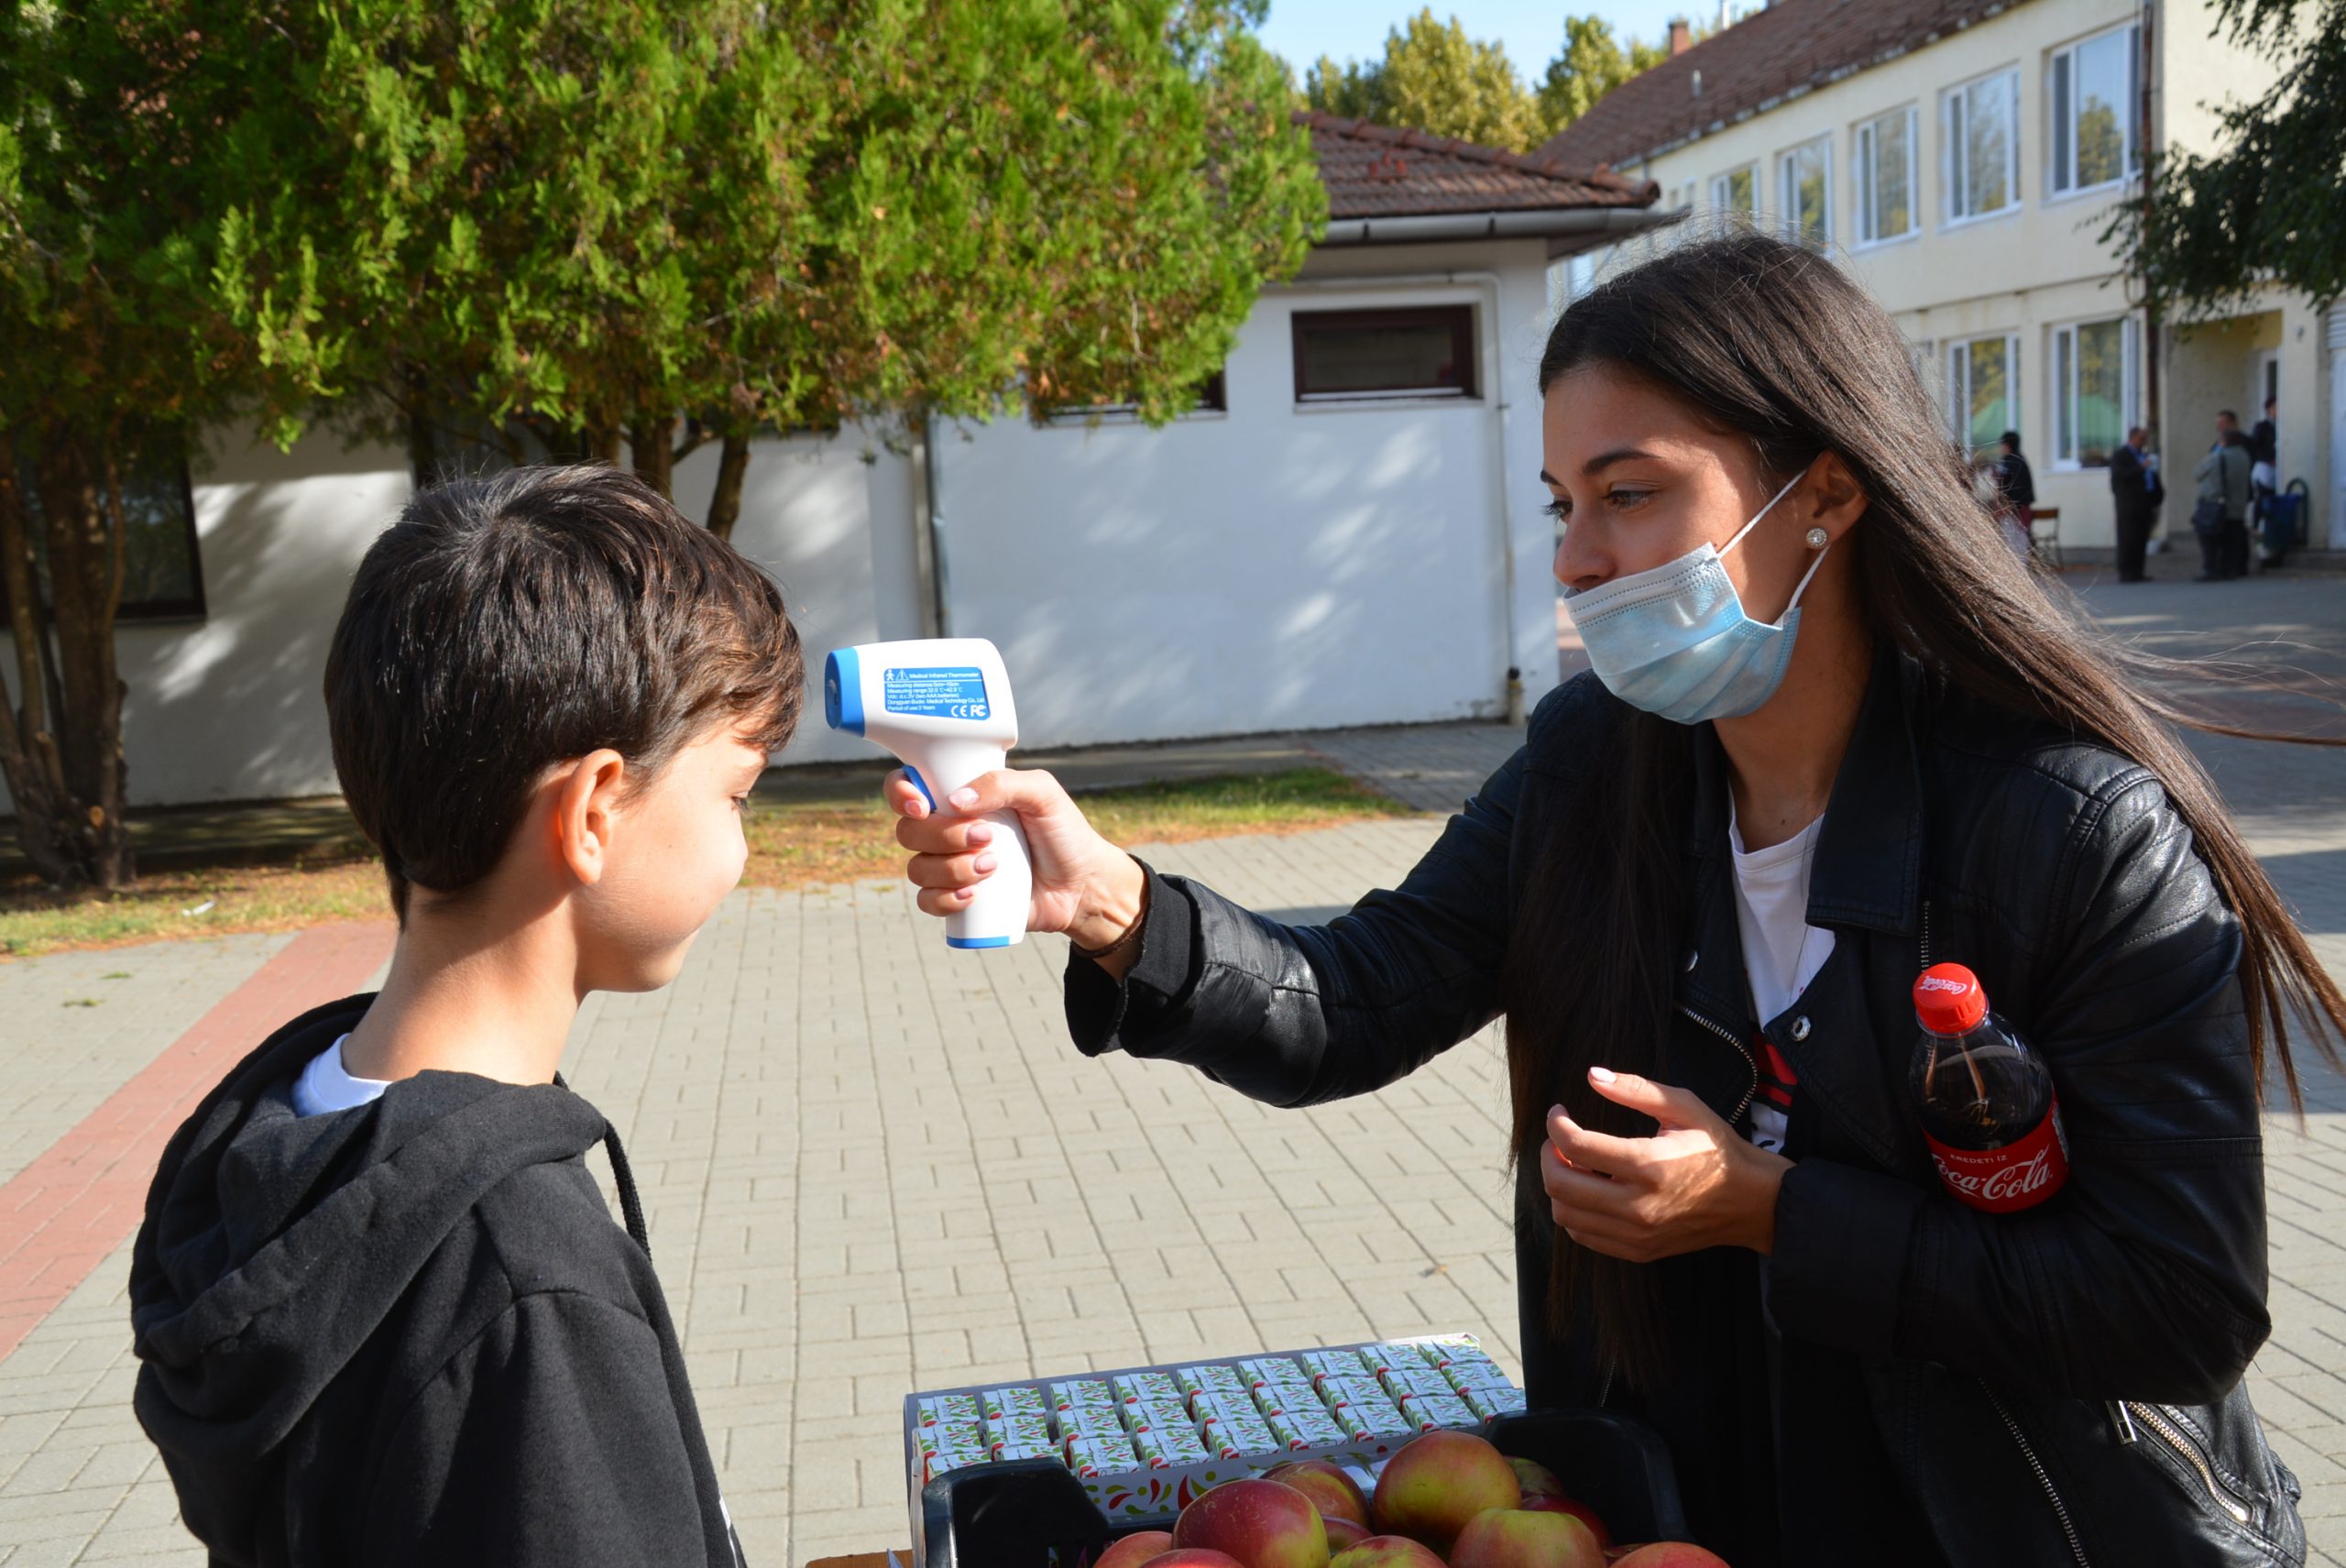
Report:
291,1035,391,1117
1726,809,1835,1155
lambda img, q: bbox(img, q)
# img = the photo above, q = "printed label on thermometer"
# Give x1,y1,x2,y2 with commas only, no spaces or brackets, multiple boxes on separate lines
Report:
883,666,991,719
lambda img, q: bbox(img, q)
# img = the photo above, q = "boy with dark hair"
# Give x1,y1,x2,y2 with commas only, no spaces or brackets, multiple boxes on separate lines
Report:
129,466,799,1566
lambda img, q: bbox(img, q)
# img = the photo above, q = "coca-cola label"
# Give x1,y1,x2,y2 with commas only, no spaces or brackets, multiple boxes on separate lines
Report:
1923,1096,2071,1213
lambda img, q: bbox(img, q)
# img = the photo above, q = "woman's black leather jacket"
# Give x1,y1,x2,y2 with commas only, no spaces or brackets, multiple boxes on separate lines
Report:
1066,650,2306,1567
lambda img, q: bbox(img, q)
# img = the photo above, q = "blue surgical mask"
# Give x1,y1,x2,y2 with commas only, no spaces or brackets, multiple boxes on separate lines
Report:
1562,473,1827,724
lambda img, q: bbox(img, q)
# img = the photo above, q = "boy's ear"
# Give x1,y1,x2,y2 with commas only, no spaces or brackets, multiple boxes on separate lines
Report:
553,751,630,886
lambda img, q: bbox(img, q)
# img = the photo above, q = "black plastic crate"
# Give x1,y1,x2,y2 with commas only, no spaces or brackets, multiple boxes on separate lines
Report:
918,1409,1688,1568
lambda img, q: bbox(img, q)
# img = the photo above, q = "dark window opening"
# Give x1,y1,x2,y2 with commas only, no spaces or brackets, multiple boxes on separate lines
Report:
1043,369,1228,422
1292,306,1476,401
7,427,205,621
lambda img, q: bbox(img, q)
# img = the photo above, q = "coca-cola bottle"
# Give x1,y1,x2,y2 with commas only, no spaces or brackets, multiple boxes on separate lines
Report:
1910,963,2069,1212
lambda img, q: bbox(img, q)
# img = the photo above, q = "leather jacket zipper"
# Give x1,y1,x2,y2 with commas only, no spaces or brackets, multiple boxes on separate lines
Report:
1678,1004,1759,1125
2126,1402,2256,1528
1979,1381,2092,1568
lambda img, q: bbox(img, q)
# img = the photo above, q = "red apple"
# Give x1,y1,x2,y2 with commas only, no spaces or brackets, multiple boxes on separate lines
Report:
1450,1507,1605,1568
1322,1519,1373,1552
1143,1552,1248,1568
1173,1478,1330,1568
1608,1546,1729,1568
1370,1430,1522,1553
1265,1461,1372,1529
1097,1532,1176,1568
1328,1537,1448,1568
1521,1494,1613,1548
1507,1456,1566,1501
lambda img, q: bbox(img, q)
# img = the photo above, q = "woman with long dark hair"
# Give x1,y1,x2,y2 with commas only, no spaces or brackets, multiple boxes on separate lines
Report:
882,234,2342,1565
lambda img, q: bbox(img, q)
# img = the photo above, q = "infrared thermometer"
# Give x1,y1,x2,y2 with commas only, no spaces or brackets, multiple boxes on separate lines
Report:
823,638,1031,949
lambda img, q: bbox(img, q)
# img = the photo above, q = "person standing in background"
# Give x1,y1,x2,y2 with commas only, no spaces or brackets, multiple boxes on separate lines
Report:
2252,396,2279,493
1990,429,2034,561
2110,425,2160,582
2250,396,2279,549
2192,411,2253,581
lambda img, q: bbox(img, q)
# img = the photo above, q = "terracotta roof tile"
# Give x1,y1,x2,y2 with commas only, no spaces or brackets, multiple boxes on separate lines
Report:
1300,110,1660,217
1536,0,2034,170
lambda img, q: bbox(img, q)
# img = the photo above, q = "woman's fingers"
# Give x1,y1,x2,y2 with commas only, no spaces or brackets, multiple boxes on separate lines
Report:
894,812,991,855
914,885,977,917
904,850,997,891
883,769,929,818
1547,1105,1646,1177
1540,1140,1633,1216
1585,1065,1716,1130
938,767,1069,822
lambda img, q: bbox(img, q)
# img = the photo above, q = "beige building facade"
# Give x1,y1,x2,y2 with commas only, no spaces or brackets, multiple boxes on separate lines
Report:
1549,0,2338,554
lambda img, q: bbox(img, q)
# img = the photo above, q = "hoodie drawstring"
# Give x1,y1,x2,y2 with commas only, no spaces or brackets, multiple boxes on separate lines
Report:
553,1072,652,1256
601,1119,652,1257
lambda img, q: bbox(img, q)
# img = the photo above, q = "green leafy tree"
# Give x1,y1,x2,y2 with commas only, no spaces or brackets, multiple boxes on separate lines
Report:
1302,9,1545,151
2107,0,2346,318
1538,15,1675,138
1,5,341,888
1,0,1319,887
251,0,1319,530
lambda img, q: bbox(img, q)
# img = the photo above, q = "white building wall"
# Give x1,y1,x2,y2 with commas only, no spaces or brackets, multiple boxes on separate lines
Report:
0,423,908,813
5,236,1564,810
930,236,1562,750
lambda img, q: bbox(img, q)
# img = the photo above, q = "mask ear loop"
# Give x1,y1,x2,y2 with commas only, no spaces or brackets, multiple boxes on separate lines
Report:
1719,471,1808,558
1783,532,1833,614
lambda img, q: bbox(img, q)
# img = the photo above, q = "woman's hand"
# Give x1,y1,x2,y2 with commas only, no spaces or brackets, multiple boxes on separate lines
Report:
886,768,1148,972
1540,1066,1792,1261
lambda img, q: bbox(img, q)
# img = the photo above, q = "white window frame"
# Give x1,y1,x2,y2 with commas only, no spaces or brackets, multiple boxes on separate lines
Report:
1942,67,2023,225
1708,164,1757,215
1906,337,1940,414
1853,105,1920,247
1947,333,2021,457
2050,315,2138,469
2047,23,2141,200
1776,136,1833,248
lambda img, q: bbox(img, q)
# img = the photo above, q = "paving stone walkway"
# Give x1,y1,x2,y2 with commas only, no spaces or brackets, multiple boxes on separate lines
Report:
0,575,2339,1567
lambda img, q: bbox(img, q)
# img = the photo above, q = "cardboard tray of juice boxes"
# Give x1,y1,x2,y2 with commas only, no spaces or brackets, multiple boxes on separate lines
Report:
904,1333,1687,1568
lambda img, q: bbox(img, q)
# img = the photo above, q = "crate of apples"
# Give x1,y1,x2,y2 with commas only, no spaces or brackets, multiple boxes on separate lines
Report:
1091,1431,1723,1568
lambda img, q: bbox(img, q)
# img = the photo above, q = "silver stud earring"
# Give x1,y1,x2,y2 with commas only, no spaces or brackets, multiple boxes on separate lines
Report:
1804,527,1830,549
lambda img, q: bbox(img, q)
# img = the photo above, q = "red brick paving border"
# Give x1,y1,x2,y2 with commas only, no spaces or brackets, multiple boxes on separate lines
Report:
0,920,395,1361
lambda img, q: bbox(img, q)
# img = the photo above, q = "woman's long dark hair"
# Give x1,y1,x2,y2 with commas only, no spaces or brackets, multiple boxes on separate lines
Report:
1507,230,2346,1392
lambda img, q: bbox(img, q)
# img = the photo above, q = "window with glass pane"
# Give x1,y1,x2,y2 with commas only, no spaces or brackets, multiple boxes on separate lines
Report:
1292,307,1475,400
1778,138,1830,247
1856,109,1914,243
2051,27,2137,193
1946,71,2018,219
7,428,204,620
1948,335,2015,457
1710,166,1755,214
2055,319,2129,466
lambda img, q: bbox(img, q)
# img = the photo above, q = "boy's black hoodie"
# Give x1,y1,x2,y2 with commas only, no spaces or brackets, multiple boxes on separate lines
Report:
130,993,742,1568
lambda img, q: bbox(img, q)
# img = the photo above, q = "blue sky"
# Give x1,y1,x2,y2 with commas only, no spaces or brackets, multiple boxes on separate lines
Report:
1253,1,1718,81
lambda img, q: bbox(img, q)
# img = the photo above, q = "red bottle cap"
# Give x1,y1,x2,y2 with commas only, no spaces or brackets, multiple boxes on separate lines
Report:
1914,963,1988,1034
